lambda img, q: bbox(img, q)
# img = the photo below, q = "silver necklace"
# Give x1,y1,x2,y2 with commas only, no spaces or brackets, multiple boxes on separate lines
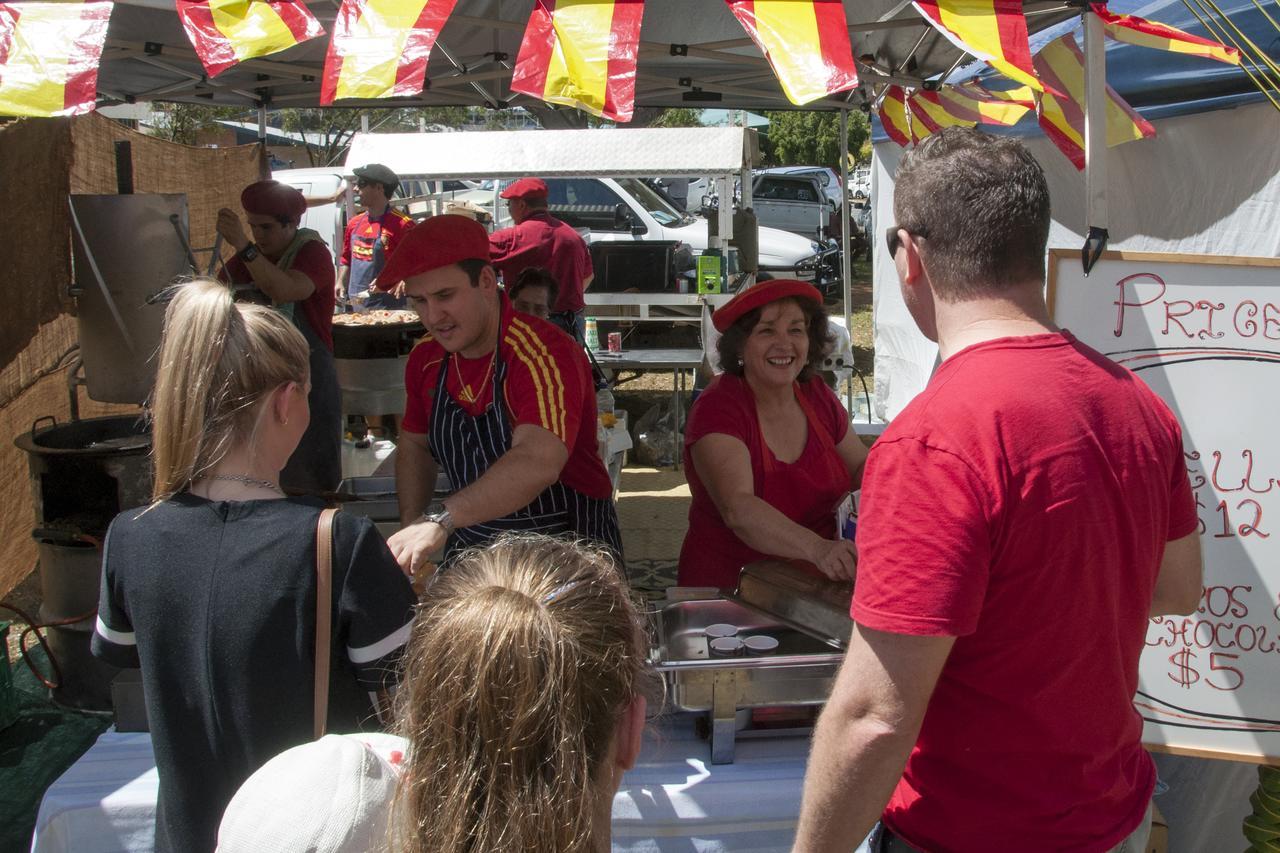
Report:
205,473,284,494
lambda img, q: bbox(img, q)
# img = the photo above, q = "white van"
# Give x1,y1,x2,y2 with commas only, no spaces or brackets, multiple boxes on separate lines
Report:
272,167,350,264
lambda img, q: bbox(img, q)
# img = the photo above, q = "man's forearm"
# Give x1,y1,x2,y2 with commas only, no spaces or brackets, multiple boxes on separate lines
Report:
443,442,560,529
794,708,916,853
396,440,438,525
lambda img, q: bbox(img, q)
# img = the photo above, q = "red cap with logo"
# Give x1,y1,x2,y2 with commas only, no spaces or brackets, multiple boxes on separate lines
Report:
499,177,549,200
711,278,822,333
375,214,491,290
240,180,306,221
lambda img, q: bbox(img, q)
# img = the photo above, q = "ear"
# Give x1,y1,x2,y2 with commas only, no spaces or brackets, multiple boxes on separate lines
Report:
614,695,647,772
478,264,500,293
270,382,294,424
896,231,927,288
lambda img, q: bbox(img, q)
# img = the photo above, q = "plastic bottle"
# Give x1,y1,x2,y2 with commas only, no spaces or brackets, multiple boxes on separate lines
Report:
585,318,601,350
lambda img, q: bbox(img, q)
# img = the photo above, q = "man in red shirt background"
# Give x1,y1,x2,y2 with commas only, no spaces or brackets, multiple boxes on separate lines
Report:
794,128,1203,852
339,163,414,310
489,177,594,341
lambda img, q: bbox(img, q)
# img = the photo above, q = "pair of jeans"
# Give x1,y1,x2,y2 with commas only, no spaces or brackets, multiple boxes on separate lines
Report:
868,800,1153,853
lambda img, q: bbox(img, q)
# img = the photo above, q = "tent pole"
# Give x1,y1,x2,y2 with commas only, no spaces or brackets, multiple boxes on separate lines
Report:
1082,8,1109,274
257,104,266,141
839,108,854,414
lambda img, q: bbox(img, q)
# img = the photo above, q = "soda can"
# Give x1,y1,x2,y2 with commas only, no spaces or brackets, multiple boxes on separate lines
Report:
607,331,622,353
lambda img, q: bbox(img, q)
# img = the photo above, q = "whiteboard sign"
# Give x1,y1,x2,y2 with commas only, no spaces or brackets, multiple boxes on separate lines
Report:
1050,249,1280,763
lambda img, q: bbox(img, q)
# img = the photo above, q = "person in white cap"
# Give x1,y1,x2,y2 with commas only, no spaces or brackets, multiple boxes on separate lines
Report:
217,733,407,853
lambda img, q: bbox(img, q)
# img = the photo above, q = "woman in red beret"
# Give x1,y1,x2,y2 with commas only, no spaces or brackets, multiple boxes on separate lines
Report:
216,180,341,493
678,279,869,589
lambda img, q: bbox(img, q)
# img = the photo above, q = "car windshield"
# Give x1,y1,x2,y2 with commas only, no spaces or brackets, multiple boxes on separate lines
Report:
615,178,697,227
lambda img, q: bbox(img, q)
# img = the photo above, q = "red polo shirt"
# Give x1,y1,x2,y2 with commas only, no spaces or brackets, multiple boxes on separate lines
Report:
489,210,594,313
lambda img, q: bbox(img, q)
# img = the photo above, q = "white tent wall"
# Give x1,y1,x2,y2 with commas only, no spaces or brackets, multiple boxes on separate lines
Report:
871,100,1280,421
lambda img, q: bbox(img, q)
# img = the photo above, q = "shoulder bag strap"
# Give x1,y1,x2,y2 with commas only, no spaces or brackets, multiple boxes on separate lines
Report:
314,507,338,739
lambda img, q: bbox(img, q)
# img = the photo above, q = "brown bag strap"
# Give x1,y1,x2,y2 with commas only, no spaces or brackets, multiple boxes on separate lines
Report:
314,507,338,740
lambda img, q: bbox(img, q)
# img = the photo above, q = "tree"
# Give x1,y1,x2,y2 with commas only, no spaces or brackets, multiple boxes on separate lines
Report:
151,103,243,145
760,110,870,170
649,107,704,128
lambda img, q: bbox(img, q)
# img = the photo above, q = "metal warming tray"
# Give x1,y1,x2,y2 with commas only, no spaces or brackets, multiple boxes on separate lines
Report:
652,561,854,763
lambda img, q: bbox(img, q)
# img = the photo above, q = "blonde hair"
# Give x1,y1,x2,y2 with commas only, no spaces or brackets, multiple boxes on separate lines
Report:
149,278,310,500
393,535,655,853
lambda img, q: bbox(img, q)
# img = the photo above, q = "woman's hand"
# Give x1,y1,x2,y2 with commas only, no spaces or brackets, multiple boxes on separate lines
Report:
806,537,858,583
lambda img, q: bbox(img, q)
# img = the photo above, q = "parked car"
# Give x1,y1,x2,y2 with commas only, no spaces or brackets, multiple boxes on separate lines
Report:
749,172,829,242
758,165,844,210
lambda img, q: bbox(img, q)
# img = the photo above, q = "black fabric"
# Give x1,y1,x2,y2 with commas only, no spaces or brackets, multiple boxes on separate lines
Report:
91,495,416,853
281,308,342,494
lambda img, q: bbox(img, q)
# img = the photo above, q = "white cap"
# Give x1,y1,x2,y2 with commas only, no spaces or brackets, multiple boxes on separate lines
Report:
216,733,407,853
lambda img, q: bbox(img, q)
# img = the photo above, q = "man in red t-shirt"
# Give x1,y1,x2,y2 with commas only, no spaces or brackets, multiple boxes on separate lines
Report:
216,180,341,492
374,214,620,575
794,129,1203,853
488,177,594,341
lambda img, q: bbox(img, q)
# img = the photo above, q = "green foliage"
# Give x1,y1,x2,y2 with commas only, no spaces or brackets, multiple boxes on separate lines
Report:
760,110,870,170
151,103,242,146
649,108,704,128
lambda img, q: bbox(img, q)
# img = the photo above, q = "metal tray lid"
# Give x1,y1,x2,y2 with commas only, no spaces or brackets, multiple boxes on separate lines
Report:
735,561,854,649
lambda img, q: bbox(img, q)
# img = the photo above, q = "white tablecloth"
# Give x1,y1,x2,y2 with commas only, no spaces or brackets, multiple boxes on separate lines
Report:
32,717,815,853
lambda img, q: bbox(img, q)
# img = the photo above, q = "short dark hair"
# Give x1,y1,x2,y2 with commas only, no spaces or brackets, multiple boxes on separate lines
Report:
893,127,1050,300
457,257,491,287
716,296,830,382
508,267,560,309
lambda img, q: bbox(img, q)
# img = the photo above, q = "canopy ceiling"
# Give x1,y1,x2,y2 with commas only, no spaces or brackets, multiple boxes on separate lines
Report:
99,0,1080,118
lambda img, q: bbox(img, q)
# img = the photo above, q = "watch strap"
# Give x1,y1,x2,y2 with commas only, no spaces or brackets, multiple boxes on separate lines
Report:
239,242,260,262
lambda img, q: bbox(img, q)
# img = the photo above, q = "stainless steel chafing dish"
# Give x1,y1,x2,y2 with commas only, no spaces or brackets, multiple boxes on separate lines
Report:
651,561,854,763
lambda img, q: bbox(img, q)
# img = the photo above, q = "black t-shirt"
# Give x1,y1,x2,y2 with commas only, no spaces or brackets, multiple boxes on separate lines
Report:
92,494,417,853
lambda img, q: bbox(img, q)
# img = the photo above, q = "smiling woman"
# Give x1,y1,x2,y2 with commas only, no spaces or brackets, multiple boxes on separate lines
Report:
678,279,868,590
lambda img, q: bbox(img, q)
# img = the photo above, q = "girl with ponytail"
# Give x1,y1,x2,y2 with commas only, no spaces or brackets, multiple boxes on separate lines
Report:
92,279,417,853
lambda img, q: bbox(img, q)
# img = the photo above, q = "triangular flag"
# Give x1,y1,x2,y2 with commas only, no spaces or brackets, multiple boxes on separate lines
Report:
1089,3,1239,65
177,0,324,78
913,0,1049,93
0,1,112,118
725,0,858,105
878,85,912,147
938,82,1034,125
909,91,976,135
511,0,645,122
321,0,458,105
1034,32,1155,170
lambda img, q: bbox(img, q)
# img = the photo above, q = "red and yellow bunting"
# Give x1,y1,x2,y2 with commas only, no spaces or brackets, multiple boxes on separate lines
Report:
177,0,324,78
321,0,457,104
1090,2,1239,65
1034,33,1155,170
913,0,1049,93
878,85,912,147
0,1,112,118
511,0,645,122
725,0,858,105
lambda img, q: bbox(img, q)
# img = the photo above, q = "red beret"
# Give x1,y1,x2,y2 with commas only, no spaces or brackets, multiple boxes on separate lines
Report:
712,278,823,333
500,177,548,200
241,180,306,221
375,214,491,290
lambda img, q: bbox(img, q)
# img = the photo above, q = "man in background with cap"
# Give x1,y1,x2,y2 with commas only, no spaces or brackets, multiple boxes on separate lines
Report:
489,177,594,341
378,215,621,574
339,163,414,310
217,179,342,492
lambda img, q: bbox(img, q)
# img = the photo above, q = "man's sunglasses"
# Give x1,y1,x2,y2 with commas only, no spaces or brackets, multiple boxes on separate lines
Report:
355,178,375,188
885,225,925,257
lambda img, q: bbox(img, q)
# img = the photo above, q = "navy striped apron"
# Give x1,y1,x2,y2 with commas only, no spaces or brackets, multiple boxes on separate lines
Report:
429,350,623,564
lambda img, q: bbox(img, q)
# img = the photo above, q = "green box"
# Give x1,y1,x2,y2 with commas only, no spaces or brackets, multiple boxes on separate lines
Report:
0,621,16,733
696,252,722,294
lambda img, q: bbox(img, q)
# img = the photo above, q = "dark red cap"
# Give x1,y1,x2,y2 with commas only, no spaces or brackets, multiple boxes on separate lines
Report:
240,180,306,221
712,278,822,333
500,177,549,200
375,214,491,290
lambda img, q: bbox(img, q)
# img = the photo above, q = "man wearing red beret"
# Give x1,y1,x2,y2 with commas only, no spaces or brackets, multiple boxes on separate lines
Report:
217,180,341,492
379,214,620,573
488,177,594,341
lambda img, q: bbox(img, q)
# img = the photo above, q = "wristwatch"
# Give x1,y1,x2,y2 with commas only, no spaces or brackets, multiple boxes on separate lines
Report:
239,242,260,263
420,508,455,533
